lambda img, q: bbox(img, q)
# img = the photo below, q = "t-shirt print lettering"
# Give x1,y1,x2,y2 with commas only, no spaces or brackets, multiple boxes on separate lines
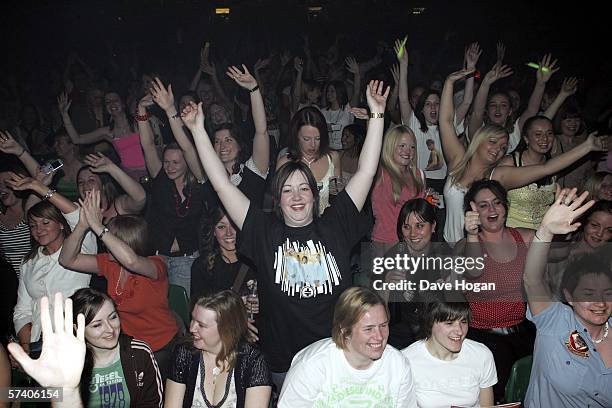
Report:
275,238,341,297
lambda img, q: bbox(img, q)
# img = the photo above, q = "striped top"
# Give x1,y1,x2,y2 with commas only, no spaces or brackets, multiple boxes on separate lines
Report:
0,218,30,278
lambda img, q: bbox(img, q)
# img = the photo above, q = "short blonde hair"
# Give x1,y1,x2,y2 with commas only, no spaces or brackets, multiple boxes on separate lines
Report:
331,287,388,350
380,125,423,203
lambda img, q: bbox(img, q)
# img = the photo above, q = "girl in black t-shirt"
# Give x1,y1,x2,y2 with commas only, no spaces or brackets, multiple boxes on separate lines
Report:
182,80,389,387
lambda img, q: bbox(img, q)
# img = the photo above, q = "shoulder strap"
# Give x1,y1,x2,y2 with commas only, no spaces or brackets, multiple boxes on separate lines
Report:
231,263,250,293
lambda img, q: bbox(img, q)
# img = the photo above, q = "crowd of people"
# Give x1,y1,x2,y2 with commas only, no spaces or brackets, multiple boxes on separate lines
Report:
1,20,611,408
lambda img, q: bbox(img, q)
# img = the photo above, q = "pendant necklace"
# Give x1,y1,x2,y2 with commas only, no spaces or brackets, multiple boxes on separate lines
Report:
592,322,609,344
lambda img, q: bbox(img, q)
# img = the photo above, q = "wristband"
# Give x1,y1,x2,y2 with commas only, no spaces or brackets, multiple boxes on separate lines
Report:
369,112,384,119
98,227,109,239
135,111,151,122
249,85,260,94
17,148,26,157
169,112,182,120
42,189,56,201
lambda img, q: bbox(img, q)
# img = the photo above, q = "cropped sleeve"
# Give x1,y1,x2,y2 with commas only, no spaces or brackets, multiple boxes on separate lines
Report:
168,343,194,384
243,343,272,388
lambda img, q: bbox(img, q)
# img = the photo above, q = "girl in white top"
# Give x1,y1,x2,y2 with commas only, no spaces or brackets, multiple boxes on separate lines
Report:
321,80,356,150
402,301,497,408
277,107,341,214
439,69,608,244
10,175,96,353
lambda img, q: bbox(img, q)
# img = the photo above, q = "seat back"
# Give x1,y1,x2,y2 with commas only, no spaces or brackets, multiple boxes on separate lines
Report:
505,354,533,404
168,284,190,329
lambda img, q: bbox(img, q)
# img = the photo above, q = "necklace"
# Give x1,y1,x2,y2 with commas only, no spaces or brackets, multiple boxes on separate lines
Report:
302,156,317,168
592,322,609,344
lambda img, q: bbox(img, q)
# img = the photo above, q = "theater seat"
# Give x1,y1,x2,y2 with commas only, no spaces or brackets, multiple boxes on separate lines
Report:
505,354,533,404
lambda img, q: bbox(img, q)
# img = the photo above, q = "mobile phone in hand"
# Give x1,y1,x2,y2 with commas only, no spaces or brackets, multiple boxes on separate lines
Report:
41,159,64,175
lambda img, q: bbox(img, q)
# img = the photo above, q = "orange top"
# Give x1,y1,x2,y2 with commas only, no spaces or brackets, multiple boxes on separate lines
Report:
96,254,178,351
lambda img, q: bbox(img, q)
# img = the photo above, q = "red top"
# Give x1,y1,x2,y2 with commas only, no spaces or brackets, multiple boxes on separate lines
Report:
466,228,527,329
96,254,178,351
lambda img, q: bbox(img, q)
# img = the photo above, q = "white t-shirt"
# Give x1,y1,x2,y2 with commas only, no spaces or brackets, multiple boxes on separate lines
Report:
280,338,417,407
407,112,447,180
321,105,354,150
402,339,497,408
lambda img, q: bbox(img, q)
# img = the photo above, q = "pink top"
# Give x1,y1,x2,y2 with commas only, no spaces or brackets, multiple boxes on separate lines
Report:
111,133,147,178
371,169,425,243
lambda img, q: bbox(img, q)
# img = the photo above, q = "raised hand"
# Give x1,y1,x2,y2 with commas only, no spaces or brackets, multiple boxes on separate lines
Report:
5,172,39,192
200,43,216,76
539,186,593,237
83,152,116,174
138,94,154,110
394,38,408,66
348,107,369,120
390,64,400,85
366,80,390,113
560,77,578,97
150,77,175,112
345,56,359,75
465,202,481,236
446,68,476,84
536,53,560,83
7,293,86,389
181,101,205,132
35,165,54,187
226,65,258,91
496,42,506,64
0,130,25,156
294,57,304,74
79,189,104,231
465,42,482,69
482,64,513,85
57,92,72,116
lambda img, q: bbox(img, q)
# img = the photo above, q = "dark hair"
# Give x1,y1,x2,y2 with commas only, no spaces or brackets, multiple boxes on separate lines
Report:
104,91,136,133
397,198,437,242
325,80,349,109
415,90,441,133
516,115,555,186
193,290,249,369
463,179,509,215
272,161,320,221
342,124,366,154
288,107,330,160
212,125,250,175
70,288,117,405
199,204,234,274
553,99,585,135
106,215,151,257
24,201,71,262
486,90,514,132
419,300,472,339
179,91,200,105
561,250,612,302
575,200,612,244
0,161,29,200
77,166,121,212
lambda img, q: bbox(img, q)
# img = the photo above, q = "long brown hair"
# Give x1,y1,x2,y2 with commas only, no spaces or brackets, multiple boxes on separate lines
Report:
193,290,249,369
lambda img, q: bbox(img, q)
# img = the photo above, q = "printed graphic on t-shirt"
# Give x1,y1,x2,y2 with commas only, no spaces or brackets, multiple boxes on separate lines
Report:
274,239,341,298
314,382,394,407
89,369,129,408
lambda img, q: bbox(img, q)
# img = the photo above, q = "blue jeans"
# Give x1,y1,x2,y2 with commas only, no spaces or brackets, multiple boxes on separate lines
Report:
165,251,198,296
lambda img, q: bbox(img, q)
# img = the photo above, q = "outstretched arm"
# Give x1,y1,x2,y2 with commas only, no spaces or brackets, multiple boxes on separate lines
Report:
344,81,389,211
494,132,608,189
526,187,594,315
0,131,39,176
151,78,205,181
395,38,412,125
467,64,513,140
83,153,146,213
183,102,250,230
58,93,110,145
439,69,474,169
82,190,159,279
8,175,77,214
136,95,163,178
456,43,482,125
345,57,361,108
291,57,304,115
519,53,559,131
544,77,578,120
227,65,269,175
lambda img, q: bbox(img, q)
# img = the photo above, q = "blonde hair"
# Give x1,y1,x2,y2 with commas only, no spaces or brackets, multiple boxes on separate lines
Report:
380,125,423,203
447,124,508,186
332,287,388,350
584,172,611,201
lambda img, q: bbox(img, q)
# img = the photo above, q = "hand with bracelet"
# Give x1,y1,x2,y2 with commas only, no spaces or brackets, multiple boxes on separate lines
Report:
79,189,106,237
0,130,26,157
150,77,181,119
226,64,259,93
